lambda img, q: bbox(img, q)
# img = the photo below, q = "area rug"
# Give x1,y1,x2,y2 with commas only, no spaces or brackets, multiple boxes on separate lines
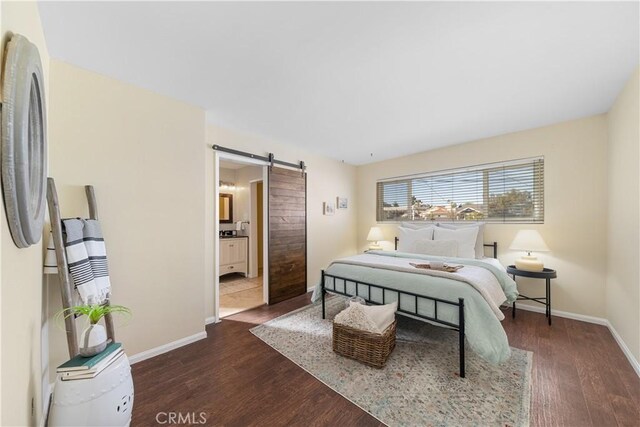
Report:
250,296,532,427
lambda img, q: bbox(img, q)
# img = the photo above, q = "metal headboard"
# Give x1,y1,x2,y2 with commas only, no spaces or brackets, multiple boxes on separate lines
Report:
393,237,498,259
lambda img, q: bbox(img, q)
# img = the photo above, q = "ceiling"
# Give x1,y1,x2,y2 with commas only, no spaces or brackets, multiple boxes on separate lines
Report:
39,2,639,165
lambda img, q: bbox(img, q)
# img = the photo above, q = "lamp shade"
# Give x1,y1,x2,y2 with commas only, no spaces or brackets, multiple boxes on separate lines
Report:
509,230,549,252
367,226,384,242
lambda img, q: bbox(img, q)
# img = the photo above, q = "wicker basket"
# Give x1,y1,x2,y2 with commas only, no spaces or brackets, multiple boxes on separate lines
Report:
332,320,396,368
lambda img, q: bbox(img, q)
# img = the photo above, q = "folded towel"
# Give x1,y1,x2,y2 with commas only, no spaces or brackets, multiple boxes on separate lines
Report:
334,304,379,333
353,301,398,333
334,301,398,334
44,219,111,304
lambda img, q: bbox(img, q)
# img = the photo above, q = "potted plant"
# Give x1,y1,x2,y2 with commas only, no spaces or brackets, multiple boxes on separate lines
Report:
57,303,131,356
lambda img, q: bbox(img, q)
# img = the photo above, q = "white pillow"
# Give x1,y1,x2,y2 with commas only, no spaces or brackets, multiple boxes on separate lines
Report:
401,222,437,230
413,239,458,257
397,226,434,253
438,222,485,259
433,227,478,259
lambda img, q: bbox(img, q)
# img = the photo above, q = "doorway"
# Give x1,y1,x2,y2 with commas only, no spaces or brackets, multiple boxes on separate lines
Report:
217,158,267,318
212,146,307,323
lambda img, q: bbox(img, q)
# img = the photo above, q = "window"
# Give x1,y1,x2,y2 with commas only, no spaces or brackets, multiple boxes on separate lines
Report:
376,157,544,223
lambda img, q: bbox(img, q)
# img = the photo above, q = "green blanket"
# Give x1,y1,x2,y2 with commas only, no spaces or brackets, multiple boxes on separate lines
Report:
312,251,518,364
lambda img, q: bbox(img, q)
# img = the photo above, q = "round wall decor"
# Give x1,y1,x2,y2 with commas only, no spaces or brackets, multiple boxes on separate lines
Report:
1,34,47,248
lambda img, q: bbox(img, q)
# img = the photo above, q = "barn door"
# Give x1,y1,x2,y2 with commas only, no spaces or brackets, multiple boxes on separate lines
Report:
268,167,307,304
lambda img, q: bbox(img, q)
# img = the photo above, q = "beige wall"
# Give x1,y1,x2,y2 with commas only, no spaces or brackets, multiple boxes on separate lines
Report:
606,68,640,363
0,2,50,425
47,60,207,377
357,115,609,318
205,125,358,319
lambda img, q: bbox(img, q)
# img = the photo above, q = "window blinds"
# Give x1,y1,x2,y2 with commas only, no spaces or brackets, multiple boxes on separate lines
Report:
376,157,544,223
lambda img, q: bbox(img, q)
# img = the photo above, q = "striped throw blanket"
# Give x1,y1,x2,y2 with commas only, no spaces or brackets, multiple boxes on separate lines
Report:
44,219,111,304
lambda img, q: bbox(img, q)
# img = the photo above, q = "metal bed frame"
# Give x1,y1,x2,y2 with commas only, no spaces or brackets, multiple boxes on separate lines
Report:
320,240,498,378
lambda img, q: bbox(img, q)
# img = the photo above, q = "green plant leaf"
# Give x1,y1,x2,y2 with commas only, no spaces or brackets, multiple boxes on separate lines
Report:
55,303,131,326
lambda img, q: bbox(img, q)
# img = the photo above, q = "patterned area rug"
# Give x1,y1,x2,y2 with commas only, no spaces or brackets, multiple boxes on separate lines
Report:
251,296,532,427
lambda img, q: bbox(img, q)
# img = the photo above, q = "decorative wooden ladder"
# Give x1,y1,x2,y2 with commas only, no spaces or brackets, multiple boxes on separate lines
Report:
46,177,115,358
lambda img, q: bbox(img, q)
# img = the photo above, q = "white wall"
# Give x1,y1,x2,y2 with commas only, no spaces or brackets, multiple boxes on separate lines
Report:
606,67,640,364
357,115,609,318
205,125,358,319
47,60,207,377
219,168,237,190
234,165,263,278
0,2,50,425
235,165,263,224
218,164,264,279
218,165,263,232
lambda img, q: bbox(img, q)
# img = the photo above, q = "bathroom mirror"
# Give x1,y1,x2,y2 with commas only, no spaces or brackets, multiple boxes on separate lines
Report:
219,193,233,223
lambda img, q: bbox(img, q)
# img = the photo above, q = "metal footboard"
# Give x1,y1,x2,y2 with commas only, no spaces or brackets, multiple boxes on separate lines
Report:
321,269,466,378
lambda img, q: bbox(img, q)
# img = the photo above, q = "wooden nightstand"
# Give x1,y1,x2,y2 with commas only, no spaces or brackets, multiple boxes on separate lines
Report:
507,265,557,325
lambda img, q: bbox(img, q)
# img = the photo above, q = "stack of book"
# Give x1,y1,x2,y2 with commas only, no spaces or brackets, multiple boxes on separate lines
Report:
57,342,124,381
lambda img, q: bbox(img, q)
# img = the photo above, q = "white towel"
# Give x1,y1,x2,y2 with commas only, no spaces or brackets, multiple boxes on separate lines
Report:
334,301,398,334
44,219,111,304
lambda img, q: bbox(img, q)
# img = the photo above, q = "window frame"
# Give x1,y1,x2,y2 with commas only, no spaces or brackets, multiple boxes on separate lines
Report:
376,156,544,224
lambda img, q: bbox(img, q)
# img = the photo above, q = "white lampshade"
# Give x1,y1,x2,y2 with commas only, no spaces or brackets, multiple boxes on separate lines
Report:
509,230,550,252
367,226,384,242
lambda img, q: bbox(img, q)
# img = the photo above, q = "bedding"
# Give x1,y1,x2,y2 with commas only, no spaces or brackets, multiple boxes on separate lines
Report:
438,222,486,259
413,239,458,257
313,251,518,364
401,221,486,258
479,256,507,273
397,226,434,252
433,226,478,259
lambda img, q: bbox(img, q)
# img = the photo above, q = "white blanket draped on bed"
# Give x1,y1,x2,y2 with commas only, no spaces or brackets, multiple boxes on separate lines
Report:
331,253,508,320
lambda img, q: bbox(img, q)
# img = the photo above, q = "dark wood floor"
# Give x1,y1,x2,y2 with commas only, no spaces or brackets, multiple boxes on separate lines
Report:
131,294,639,427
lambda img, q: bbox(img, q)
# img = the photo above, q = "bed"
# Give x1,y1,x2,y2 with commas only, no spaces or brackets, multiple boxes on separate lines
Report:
313,230,518,378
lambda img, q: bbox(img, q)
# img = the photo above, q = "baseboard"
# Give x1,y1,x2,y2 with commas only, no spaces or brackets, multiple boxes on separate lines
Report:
205,316,217,325
512,303,608,325
606,321,640,377
128,331,207,364
514,303,639,377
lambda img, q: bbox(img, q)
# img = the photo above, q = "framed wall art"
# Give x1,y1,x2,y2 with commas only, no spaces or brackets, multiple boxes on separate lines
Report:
323,202,335,216
337,197,348,209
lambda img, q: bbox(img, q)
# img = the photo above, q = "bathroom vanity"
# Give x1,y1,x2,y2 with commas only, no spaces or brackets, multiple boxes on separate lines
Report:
219,236,248,277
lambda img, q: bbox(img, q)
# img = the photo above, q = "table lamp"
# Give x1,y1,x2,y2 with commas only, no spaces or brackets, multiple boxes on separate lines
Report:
509,230,549,272
367,226,384,250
